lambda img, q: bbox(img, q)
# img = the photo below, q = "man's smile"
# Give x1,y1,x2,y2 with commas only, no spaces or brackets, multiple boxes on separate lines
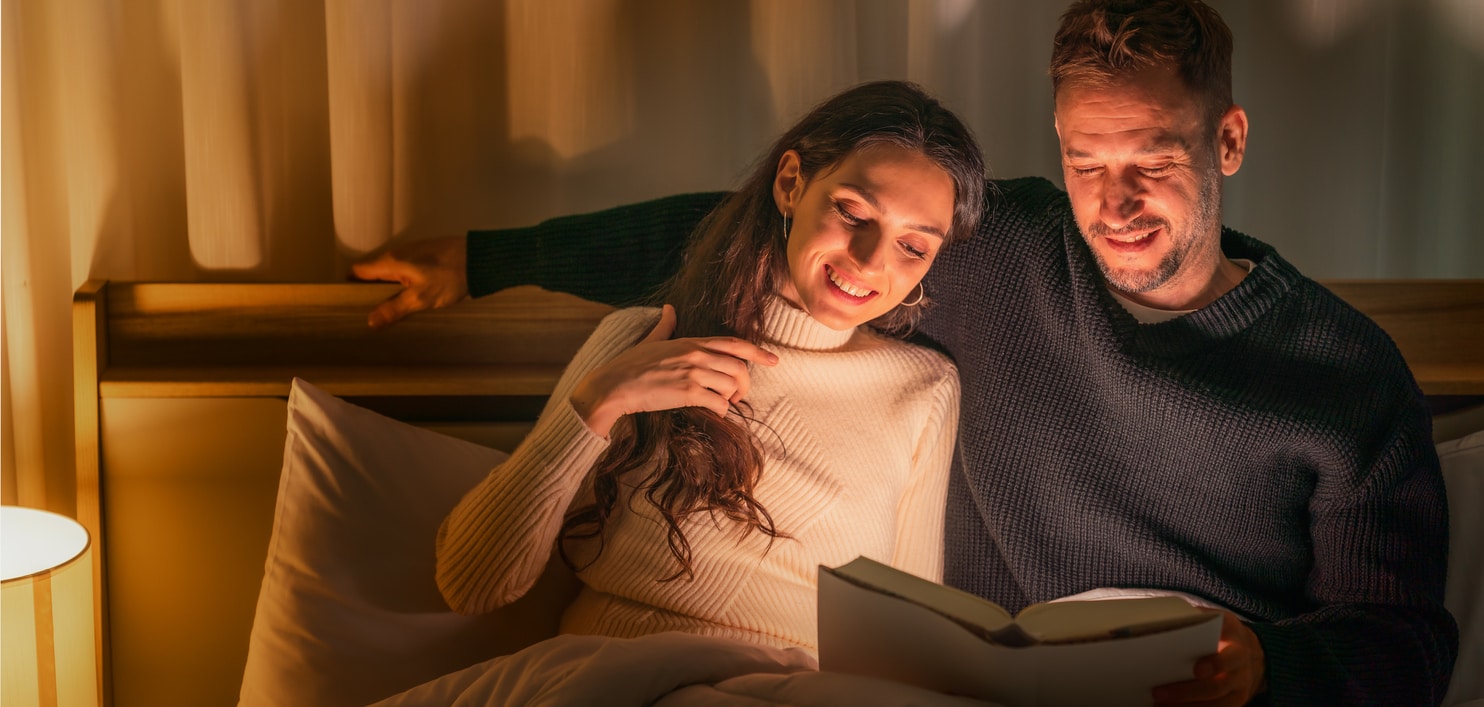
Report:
1101,227,1160,253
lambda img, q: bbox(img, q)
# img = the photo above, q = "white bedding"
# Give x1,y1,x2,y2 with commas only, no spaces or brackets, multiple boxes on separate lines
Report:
369,631,998,707
239,382,1484,706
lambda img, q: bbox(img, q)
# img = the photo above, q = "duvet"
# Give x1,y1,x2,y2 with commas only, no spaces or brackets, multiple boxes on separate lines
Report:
370,631,998,707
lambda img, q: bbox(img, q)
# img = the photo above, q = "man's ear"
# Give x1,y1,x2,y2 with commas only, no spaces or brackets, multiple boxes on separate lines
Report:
773,150,804,214
1217,105,1248,176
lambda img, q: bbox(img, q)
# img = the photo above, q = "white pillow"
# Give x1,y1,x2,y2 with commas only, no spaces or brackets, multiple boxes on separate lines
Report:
237,378,576,707
1441,427,1484,707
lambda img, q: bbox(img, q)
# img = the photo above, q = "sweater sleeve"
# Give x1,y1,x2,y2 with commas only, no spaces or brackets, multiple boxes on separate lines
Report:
889,363,960,584
1250,404,1458,705
435,307,661,614
466,192,730,306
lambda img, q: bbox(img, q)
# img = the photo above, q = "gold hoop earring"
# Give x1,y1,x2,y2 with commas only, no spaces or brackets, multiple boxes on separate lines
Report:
901,282,925,307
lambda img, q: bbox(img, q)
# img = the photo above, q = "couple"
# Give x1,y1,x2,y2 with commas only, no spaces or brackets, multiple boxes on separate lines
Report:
359,1,1457,705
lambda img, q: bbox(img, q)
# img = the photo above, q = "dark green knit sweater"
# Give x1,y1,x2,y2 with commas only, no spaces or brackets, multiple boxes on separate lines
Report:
468,177,1457,705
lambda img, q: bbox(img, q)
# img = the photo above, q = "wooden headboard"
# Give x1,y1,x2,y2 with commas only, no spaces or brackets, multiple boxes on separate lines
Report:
72,279,1484,707
72,282,614,707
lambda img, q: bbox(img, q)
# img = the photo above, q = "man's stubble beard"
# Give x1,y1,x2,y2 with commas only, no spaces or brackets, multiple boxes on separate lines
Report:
1085,168,1222,296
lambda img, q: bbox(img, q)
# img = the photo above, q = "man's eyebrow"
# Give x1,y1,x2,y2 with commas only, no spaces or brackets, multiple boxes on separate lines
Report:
1063,135,1190,159
838,182,948,238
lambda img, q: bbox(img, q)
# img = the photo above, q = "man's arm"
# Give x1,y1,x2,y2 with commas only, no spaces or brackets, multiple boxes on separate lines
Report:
353,192,728,327
468,192,727,305
1156,406,1454,707
1252,411,1457,705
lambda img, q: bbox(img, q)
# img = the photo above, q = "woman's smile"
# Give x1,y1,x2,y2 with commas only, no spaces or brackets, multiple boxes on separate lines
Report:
825,264,877,301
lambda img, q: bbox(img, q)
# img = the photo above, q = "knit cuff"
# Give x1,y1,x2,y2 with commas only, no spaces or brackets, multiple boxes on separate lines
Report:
1246,620,1322,705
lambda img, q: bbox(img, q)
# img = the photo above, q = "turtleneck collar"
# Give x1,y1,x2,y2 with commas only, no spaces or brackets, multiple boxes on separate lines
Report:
758,297,859,352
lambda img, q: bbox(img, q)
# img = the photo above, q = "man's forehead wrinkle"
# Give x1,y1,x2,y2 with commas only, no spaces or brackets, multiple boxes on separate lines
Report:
1062,97,1181,126
1062,127,1190,157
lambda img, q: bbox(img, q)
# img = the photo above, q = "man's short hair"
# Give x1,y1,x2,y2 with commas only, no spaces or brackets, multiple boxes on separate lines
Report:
1050,0,1234,128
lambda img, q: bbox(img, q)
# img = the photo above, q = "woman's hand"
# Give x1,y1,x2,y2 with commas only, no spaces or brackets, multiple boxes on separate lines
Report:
571,305,780,437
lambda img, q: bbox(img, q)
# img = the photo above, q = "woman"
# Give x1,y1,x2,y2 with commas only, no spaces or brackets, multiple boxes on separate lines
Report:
435,80,984,655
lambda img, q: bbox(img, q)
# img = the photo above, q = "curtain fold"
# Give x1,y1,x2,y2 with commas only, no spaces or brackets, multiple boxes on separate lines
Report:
177,0,263,270
4,0,84,514
2,0,1481,510
326,0,393,255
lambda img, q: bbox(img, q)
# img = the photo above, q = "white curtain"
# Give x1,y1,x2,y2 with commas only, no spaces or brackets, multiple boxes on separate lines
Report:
3,0,1481,513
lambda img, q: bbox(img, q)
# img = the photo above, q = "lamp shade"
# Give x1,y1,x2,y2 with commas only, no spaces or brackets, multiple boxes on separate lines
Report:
2,506,100,707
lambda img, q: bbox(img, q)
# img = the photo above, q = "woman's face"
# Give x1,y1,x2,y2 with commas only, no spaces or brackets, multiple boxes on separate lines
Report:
773,144,954,331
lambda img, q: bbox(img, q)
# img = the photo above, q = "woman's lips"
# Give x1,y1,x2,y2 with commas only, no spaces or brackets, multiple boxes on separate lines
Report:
825,264,876,301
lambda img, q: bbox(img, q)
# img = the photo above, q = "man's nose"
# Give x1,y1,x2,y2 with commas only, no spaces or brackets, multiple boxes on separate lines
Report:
1100,170,1146,229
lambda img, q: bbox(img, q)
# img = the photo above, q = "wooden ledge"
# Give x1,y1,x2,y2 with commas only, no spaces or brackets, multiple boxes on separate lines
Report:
96,363,568,399
75,279,1484,397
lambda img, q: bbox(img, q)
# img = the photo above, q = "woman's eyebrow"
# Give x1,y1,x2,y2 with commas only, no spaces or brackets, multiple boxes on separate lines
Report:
838,183,948,238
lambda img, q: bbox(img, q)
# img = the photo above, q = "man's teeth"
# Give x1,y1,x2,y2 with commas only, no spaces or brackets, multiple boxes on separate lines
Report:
1108,231,1154,244
828,269,873,297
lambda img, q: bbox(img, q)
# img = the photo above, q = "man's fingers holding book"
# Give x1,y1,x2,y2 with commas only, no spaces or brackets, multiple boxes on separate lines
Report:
1151,610,1265,707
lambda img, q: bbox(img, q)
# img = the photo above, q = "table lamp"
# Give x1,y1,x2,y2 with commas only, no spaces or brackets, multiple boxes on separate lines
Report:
2,505,100,707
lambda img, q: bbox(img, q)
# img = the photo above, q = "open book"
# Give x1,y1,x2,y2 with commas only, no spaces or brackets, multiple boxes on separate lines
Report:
818,557,1222,707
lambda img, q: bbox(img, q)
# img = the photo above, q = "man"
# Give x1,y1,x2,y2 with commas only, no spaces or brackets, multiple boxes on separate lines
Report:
354,1,1457,704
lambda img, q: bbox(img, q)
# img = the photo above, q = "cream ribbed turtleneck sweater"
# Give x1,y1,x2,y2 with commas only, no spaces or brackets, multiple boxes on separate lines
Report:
436,299,959,654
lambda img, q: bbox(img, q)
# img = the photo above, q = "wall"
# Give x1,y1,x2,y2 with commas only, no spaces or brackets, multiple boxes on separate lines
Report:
3,0,1481,512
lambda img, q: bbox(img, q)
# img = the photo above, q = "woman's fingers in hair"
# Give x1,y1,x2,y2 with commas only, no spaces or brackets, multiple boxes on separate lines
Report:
694,336,779,367
642,337,766,407
642,304,680,343
644,304,779,368
677,349,750,403
691,337,778,402
570,330,779,437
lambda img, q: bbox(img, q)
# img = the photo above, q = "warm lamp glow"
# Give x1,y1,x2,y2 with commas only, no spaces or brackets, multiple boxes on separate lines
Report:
2,506,100,707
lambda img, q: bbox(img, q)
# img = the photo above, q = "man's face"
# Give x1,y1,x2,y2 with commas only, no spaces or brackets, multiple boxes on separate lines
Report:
1055,66,1243,308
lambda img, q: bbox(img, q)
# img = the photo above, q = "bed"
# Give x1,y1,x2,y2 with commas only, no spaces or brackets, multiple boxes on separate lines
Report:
72,278,1484,706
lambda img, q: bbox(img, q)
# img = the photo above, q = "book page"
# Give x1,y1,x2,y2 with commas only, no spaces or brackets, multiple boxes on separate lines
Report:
819,564,1224,706
825,557,1014,637
818,566,1040,705
1015,596,1211,644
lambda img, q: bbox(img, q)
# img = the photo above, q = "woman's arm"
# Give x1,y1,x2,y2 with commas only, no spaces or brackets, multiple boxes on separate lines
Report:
434,308,659,614
889,366,960,584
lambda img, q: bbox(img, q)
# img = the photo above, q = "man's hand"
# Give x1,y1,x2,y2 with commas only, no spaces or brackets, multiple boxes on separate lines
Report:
350,235,469,328
1153,610,1266,706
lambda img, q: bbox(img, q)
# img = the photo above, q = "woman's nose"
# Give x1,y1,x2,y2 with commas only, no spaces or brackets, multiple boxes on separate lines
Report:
849,228,887,274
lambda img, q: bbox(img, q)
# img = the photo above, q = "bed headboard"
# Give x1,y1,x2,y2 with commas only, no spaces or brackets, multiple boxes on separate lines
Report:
72,278,1484,706
72,282,614,706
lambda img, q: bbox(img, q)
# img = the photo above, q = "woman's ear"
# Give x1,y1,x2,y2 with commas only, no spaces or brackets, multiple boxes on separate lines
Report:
773,150,804,215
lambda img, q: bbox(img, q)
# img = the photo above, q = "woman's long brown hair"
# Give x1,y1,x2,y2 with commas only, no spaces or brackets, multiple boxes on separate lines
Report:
559,80,985,581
